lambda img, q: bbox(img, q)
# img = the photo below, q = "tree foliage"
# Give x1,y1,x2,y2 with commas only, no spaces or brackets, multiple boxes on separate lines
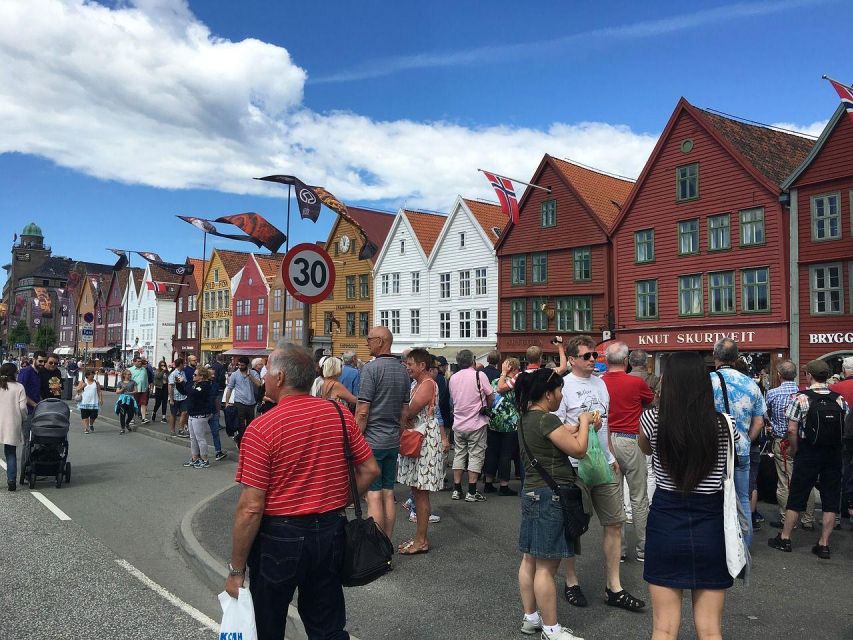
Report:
8,320,31,348
34,325,57,352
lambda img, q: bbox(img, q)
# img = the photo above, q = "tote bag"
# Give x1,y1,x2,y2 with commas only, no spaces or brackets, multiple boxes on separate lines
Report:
722,414,747,579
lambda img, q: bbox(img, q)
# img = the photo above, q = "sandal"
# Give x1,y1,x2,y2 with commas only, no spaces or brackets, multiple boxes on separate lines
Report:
398,540,429,555
605,588,646,611
564,584,588,607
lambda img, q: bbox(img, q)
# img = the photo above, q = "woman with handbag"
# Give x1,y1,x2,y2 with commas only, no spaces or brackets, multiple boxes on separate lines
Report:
515,368,595,640
396,348,449,555
638,351,740,640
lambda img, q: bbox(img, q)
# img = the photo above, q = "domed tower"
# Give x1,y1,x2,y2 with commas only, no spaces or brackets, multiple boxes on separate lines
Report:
20,222,45,249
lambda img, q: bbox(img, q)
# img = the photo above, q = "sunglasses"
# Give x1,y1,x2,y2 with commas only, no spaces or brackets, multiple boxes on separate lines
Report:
572,352,598,361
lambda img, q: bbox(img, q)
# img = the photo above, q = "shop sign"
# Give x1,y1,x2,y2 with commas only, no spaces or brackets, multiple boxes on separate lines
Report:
808,332,853,344
625,325,787,349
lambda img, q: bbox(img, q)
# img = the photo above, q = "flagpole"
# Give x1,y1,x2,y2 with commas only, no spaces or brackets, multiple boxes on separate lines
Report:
199,232,207,361
122,251,131,366
477,169,552,193
282,184,291,347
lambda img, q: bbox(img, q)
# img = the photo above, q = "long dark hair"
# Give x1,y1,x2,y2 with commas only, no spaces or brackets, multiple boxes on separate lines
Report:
514,369,563,415
0,363,18,391
657,352,720,492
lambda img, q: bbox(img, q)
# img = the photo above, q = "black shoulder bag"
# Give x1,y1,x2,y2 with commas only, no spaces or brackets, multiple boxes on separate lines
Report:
329,400,394,587
475,370,493,418
519,413,590,541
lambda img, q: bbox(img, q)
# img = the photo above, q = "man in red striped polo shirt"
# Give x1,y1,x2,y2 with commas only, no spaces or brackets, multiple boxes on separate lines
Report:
225,343,379,640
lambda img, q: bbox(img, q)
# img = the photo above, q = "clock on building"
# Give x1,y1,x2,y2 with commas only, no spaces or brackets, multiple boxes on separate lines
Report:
339,234,351,253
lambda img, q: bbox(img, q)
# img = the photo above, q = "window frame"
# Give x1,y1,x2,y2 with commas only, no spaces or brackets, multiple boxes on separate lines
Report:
678,274,704,317
359,312,369,336
359,274,369,299
439,272,451,299
475,268,487,296
540,199,556,228
707,213,731,251
439,311,451,339
458,310,472,338
809,263,844,315
634,229,655,264
636,280,658,320
531,296,548,331
379,310,389,327
410,309,420,335
411,271,420,294
810,192,841,242
381,273,389,295
676,163,699,202
346,312,355,337
392,272,400,295
459,270,471,297
555,296,592,332
678,219,700,255
741,267,770,314
573,247,591,281
346,275,356,299
475,309,488,338
510,299,526,332
390,310,400,335
511,255,526,286
739,207,766,247
532,252,548,284
708,271,736,315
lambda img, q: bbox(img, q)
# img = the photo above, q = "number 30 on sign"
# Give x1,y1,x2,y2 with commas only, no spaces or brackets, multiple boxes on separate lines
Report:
282,243,336,304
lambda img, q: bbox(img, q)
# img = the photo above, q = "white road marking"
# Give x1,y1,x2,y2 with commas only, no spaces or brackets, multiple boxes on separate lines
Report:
115,559,219,631
31,491,72,521
0,458,6,470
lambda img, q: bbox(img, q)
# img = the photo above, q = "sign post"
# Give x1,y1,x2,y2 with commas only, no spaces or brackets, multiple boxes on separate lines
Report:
282,243,336,305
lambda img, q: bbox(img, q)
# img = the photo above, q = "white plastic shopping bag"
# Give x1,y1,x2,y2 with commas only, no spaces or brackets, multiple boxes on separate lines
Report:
218,588,258,640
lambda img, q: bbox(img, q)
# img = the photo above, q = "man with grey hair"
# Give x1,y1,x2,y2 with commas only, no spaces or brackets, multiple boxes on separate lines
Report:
226,343,379,639
627,349,659,398
830,356,853,521
339,350,360,396
603,341,654,562
710,337,766,547
449,348,494,501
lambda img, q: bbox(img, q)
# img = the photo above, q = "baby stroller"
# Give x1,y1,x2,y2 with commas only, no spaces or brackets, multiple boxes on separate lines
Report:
20,398,72,489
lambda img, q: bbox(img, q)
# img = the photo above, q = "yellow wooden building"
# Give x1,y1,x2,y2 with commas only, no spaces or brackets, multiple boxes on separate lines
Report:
200,248,249,362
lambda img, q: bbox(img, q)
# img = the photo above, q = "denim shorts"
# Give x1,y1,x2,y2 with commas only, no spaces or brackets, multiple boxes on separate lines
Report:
369,447,399,491
518,486,575,559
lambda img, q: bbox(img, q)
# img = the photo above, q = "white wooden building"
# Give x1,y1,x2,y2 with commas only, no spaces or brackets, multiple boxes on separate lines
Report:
123,264,179,364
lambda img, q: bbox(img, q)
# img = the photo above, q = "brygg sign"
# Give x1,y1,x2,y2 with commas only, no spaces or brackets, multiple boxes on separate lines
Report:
808,332,853,344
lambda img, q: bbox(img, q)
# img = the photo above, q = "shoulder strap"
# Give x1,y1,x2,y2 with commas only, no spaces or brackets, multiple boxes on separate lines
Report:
330,399,362,520
474,370,487,408
720,413,735,480
714,371,730,414
518,412,561,492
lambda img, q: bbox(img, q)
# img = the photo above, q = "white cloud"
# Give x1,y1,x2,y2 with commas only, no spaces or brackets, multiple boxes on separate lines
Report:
0,0,820,212
769,120,828,138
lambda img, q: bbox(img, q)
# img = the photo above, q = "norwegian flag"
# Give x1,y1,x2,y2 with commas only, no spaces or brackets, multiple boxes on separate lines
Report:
146,281,169,293
482,170,520,224
825,76,853,123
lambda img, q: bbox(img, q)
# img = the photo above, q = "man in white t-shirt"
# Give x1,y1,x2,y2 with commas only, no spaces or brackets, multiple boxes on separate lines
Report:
554,335,645,612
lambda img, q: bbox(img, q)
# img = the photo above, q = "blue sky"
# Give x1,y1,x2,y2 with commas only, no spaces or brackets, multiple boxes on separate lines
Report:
1,0,851,288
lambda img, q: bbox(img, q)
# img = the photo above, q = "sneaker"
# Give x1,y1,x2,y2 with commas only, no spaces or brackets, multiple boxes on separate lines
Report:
752,518,763,532
754,511,765,524
812,543,831,559
768,533,792,552
636,549,645,562
465,491,486,502
183,459,195,467
541,627,584,640
451,490,462,500
161,417,167,423
215,451,227,461
119,429,125,434
482,483,498,493
193,459,210,468
141,418,150,424
128,420,135,426
520,616,542,635
408,512,418,523
176,430,190,439
499,486,519,496
620,554,626,563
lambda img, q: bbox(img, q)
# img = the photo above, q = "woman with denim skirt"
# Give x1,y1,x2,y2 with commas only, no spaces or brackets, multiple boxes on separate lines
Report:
515,368,596,640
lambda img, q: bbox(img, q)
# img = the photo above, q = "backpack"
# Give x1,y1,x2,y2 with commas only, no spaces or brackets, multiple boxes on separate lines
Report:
800,390,844,447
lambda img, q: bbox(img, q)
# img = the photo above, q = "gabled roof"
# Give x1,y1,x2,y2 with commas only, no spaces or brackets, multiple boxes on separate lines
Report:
255,254,284,281
128,267,146,297
213,249,251,278
781,104,846,190
403,210,447,257
550,157,635,231
187,257,204,291
149,263,182,285
699,108,814,186
462,199,508,245
342,207,396,265
74,261,114,275
31,256,74,279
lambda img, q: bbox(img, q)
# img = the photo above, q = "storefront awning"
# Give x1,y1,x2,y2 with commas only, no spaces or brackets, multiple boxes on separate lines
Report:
420,346,493,364
53,346,74,355
220,347,272,357
87,346,117,355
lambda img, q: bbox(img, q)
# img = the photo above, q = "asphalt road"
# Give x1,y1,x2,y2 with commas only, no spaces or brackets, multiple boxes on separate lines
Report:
4,392,241,636
199,478,853,640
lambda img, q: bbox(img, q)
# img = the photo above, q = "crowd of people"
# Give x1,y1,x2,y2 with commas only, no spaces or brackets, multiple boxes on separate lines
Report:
1,333,851,640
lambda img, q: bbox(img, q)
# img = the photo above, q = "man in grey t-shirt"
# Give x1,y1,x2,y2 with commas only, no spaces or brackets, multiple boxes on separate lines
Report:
355,326,410,538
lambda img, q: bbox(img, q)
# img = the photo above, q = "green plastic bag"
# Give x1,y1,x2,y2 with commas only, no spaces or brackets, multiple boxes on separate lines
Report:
577,432,613,487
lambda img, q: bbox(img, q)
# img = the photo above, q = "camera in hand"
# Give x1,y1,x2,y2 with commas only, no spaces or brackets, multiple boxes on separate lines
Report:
479,406,494,418
550,336,563,345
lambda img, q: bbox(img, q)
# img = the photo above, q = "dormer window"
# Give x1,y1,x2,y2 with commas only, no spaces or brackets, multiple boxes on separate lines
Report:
460,233,465,248
400,239,405,255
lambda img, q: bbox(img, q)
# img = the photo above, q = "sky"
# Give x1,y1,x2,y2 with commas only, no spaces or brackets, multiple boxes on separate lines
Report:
1,0,851,288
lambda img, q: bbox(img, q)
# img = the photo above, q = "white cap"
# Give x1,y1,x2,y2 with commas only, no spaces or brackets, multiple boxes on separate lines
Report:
842,356,853,372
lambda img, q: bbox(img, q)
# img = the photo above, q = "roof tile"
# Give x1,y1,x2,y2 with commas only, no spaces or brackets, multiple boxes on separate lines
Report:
214,249,251,278
550,157,635,231
462,199,507,245
403,210,447,257
343,207,396,264
255,254,284,281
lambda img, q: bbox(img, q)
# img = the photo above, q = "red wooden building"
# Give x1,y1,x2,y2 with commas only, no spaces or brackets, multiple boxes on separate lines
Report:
611,98,813,375
782,104,853,376
96,268,143,363
231,253,282,354
496,155,634,359
173,257,203,360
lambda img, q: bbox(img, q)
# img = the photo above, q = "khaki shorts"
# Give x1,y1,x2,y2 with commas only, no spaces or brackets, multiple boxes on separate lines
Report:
577,477,626,527
452,427,488,473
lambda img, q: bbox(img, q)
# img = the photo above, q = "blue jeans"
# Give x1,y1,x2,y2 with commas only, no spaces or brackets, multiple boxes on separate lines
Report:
207,412,222,453
734,454,752,547
248,512,348,640
3,445,16,483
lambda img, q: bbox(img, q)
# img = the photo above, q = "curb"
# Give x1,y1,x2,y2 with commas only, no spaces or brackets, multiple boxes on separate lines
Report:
176,484,309,640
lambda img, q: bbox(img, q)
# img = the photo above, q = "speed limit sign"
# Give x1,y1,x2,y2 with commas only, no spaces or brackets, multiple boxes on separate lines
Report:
282,243,336,304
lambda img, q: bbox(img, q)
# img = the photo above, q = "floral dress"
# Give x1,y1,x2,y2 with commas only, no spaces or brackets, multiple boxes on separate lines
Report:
397,379,444,491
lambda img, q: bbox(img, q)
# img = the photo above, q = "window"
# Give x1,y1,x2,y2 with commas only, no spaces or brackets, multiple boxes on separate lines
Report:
346,312,355,336
284,320,293,338
257,297,264,315
295,319,303,339
475,268,487,295
459,232,465,248
392,272,400,294
511,255,526,285
678,275,703,316
709,271,735,314
635,229,654,263
189,322,196,339
532,252,548,284
411,271,420,294
440,273,451,298
391,311,401,334
235,300,242,317
380,311,389,327
511,299,526,331
811,194,840,240
677,163,698,201
708,214,730,250
678,219,699,255
459,310,471,338
177,322,183,339
190,294,197,311
177,297,183,313
333,241,339,256
475,310,488,338
345,275,355,299
541,200,556,227
740,208,765,246
244,299,251,315
256,324,263,341
359,312,369,336
235,325,242,341
273,288,282,312
272,321,281,341
531,297,548,330
381,274,390,295
573,247,591,281
810,264,843,314
410,309,420,335
439,312,451,339
324,312,333,335
742,267,769,313
459,270,471,297
400,239,405,254
555,297,592,332
636,280,658,319
359,274,369,298
213,268,219,283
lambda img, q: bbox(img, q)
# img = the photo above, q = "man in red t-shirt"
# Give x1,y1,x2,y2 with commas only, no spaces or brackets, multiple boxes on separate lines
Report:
602,341,654,563
225,343,379,640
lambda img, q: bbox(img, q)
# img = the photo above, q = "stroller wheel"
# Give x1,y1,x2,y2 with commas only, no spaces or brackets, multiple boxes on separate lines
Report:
64,462,71,483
